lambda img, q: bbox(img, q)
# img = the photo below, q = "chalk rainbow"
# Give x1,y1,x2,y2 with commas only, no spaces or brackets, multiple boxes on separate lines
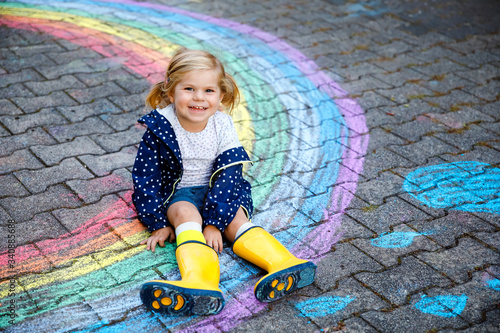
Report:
0,0,368,331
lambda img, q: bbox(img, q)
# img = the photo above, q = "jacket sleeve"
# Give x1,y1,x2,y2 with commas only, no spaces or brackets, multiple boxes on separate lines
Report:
132,129,171,232
202,159,253,233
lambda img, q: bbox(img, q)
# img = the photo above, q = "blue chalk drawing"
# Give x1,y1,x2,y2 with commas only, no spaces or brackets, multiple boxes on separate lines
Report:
403,161,500,214
371,231,425,248
295,296,356,318
487,278,500,291
415,294,468,318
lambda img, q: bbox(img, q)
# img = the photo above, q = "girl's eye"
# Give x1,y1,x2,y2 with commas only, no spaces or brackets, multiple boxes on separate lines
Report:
205,89,214,93
184,87,194,91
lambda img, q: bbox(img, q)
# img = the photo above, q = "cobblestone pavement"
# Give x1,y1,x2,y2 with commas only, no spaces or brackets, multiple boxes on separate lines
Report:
1,0,499,332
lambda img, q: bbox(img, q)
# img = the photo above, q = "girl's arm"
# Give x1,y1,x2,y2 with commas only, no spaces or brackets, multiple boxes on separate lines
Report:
132,129,172,232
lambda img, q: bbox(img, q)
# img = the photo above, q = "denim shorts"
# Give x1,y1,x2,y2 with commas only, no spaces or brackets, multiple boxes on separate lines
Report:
166,185,209,214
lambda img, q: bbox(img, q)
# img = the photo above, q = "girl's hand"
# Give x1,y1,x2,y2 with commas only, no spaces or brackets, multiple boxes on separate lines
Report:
140,226,175,252
203,225,223,253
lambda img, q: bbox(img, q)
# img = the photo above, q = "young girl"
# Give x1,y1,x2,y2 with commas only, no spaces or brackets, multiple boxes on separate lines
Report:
132,47,316,316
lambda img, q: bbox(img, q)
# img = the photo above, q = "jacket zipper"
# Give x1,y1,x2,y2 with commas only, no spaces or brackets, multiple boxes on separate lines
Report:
164,174,182,206
209,161,252,188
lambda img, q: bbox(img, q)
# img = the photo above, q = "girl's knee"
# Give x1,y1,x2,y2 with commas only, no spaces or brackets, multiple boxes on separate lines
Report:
167,202,202,227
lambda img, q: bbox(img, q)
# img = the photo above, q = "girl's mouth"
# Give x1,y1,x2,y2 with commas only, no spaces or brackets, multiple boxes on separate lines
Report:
189,106,207,111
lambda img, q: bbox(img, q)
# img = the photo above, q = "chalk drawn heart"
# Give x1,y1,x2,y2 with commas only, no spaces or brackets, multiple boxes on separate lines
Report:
295,295,356,318
403,161,500,214
415,294,468,318
371,231,425,248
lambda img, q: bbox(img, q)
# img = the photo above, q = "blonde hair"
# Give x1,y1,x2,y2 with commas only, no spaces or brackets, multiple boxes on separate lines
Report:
145,47,240,113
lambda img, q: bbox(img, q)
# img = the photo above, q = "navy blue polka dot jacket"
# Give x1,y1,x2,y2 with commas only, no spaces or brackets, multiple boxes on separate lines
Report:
132,109,254,233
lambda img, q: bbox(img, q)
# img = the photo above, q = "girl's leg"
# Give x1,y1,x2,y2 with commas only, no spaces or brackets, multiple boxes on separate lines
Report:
222,207,251,243
167,201,205,245
140,201,224,316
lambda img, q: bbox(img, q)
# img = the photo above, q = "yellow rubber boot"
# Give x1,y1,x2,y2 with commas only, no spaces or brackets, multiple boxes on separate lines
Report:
232,227,316,302
140,239,224,315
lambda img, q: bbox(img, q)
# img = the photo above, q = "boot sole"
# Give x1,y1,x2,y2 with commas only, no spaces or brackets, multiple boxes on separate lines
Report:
254,261,316,302
140,281,225,315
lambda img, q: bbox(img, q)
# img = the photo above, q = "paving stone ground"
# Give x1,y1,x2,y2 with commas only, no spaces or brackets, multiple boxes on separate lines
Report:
0,0,499,332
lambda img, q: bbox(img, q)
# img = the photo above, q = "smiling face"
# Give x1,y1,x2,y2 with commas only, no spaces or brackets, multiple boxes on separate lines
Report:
168,69,223,133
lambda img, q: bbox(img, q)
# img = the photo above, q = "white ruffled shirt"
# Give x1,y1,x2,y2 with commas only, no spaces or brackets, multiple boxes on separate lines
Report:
158,104,241,189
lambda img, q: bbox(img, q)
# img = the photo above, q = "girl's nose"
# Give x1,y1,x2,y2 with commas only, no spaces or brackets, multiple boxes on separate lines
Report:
193,90,204,100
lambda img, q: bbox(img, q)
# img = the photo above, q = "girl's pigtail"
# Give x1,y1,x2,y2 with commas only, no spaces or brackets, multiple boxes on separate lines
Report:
145,81,168,109
221,73,240,114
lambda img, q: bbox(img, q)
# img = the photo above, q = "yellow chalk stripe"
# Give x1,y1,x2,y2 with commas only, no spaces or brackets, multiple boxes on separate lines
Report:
231,95,255,172
277,282,285,291
152,301,160,309
271,279,279,288
269,291,275,299
0,7,176,55
154,290,162,298
232,95,254,157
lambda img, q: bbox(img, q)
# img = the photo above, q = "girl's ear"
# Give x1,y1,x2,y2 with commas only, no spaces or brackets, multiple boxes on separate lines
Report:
168,92,174,104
